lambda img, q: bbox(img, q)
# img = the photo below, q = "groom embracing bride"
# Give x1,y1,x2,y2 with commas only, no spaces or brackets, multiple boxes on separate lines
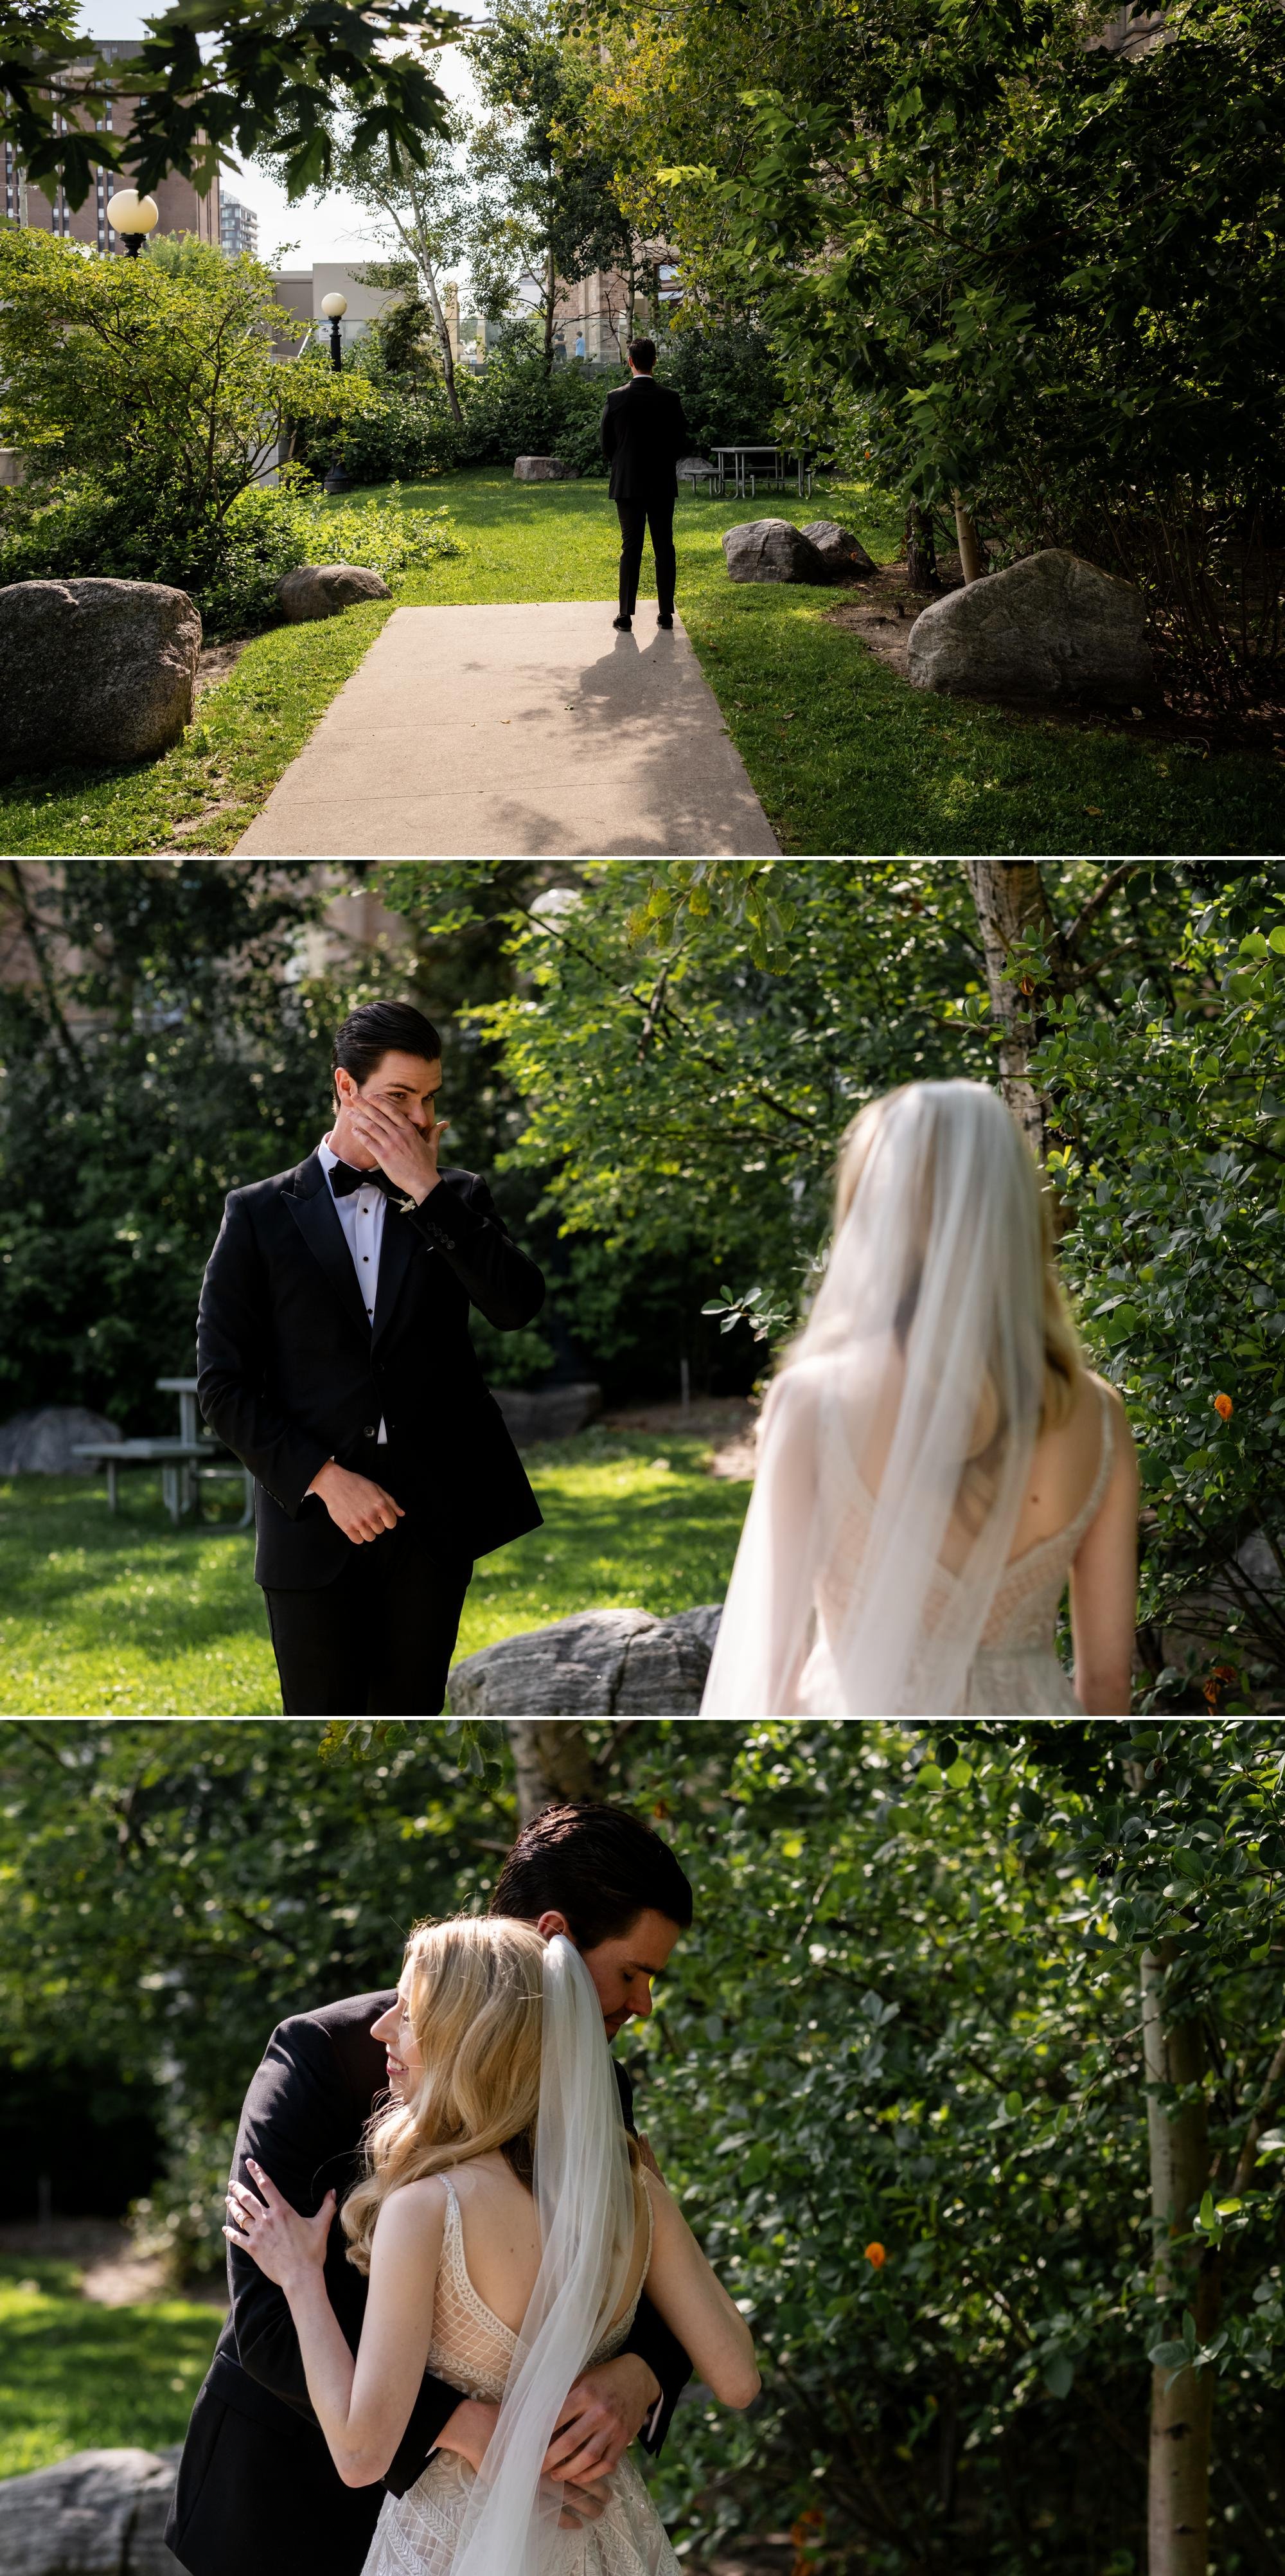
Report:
167,1803,756,2576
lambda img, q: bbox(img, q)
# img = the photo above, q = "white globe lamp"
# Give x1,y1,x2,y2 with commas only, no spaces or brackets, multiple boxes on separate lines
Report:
105,188,159,259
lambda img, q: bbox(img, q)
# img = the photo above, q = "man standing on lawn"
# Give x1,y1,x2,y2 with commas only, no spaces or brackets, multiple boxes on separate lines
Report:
195,997,545,1717
600,337,692,634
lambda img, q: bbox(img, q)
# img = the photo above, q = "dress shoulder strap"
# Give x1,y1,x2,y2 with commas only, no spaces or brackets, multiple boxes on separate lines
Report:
1074,1378,1115,1538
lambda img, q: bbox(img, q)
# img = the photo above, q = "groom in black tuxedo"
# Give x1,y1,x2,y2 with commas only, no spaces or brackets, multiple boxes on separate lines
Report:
166,1803,696,2576
197,999,544,1717
600,337,691,634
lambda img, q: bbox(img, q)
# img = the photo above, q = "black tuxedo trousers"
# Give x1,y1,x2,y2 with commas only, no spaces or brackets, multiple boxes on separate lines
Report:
167,1992,694,2576
617,496,677,619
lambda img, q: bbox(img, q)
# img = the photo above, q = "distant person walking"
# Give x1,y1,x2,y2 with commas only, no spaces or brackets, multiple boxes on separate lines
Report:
600,339,691,634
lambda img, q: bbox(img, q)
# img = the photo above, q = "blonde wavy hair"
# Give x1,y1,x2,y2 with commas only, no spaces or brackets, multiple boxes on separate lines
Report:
342,1916,643,2276
830,1082,1083,1439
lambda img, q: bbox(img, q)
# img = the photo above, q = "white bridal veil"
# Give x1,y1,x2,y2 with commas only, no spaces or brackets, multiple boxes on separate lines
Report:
447,1933,637,2576
700,1080,1049,1718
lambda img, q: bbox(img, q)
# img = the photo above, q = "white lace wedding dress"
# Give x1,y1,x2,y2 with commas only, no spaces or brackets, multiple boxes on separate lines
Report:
810,1377,1116,1715
362,2178,680,2576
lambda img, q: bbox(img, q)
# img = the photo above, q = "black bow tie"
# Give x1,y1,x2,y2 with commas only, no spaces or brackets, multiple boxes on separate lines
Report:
330,1160,399,1200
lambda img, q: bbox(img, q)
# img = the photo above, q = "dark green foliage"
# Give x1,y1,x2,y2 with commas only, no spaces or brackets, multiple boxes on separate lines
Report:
0,862,335,1427
655,322,783,454
0,474,312,639
1031,871,1285,1700
0,0,461,208
459,332,623,476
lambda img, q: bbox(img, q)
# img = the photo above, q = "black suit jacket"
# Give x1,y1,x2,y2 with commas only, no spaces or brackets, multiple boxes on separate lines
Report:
600,377,692,501
167,1990,694,2576
196,1153,544,1588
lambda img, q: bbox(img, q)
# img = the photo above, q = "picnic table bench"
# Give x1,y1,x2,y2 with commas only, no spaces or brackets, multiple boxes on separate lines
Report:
73,1376,254,1528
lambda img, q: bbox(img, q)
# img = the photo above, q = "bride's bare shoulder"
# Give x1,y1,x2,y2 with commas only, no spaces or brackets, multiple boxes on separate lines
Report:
372,2173,450,2249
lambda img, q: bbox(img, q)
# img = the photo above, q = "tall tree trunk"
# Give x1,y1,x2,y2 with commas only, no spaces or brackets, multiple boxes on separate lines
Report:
1142,1944,1214,2576
952,492,984,583
419,264,463,427
905,504,938,590
508,1722,598,1824
964,862,1056,1159
544,247,556,373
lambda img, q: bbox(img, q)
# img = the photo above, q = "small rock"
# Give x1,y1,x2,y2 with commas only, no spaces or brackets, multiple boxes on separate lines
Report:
0,2447,179,2575
448,1604,723,1715
490,1382,603,1446
799,521,877,578
905,549,1154,706
275,564,391,622
0,1405,122,1476
722,520,828,584
513,458,574,482
0,579,200,773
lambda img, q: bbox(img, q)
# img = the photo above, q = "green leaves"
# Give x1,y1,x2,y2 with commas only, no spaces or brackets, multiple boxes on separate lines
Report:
0,0,463,207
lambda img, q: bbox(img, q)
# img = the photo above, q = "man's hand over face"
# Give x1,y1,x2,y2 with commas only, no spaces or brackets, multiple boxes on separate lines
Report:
540,2353,660,2487
348,1094,448,1206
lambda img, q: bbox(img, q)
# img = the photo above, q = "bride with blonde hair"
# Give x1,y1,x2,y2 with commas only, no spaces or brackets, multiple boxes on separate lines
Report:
701,1078,1139,1717
226,1915,758,2576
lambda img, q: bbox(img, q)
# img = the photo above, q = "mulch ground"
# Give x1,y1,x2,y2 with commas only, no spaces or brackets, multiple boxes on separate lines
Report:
826,557,1285,761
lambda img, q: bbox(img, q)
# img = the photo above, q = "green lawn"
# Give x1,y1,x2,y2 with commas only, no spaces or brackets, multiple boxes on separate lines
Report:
1,464,1279,855
0,1434,749,1715
0,2259,222,2478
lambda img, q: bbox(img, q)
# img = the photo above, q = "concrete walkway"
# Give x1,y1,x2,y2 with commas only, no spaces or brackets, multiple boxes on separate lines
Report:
235,602,779,857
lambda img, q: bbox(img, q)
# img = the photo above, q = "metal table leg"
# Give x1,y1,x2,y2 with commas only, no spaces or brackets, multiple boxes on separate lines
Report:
239,1469,254,1530
162,1463,180,1526
107,1458,118,1514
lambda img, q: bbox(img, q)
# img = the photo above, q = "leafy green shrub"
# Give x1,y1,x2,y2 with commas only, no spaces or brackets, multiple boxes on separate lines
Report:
1031,873,1285,1703
128,2115,240,2284
457,333,623,476
0,467,459,636
468,1312,555,1386
654,321,783,454
317,485,461,580
290,371,463,485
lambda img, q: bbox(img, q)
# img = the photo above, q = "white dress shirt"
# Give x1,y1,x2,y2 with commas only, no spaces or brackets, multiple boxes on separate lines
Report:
319,1131,387,1443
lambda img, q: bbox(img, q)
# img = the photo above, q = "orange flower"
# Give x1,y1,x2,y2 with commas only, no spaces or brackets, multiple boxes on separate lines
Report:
1214,1392,1234,1420
865,2241,887,2267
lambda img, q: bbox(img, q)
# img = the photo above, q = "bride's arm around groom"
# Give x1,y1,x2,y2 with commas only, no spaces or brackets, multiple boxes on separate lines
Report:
226,2155,758,2491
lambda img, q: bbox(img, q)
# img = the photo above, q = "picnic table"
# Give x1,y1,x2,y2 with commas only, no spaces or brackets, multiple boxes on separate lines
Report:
709,443,817,501
73,1377,254,1528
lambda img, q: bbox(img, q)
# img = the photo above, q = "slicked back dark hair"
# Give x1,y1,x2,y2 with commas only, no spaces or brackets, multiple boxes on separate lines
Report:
332,1001,443,1105
627,337,657,372
489,1802,693,1949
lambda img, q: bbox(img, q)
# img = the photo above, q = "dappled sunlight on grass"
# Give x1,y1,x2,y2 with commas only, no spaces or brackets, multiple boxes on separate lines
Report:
0,1440,749,1714
1,462,1275,852
0,2260,223,2477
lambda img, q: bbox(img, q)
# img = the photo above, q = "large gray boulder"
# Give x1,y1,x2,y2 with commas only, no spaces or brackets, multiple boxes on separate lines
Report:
0,1406,121,1475
799,521,878,578
905,549,1154,706
491,1382,602,1446
722,519,828,584
275,564,391,622
513,457,574,482
0,579,200,773
0,2447,181,2575
449,1604,722,1715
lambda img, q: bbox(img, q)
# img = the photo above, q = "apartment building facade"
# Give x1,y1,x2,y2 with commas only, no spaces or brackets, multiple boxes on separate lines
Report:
4,39,220,255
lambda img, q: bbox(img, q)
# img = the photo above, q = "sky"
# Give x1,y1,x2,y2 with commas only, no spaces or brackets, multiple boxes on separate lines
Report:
75,2,483,273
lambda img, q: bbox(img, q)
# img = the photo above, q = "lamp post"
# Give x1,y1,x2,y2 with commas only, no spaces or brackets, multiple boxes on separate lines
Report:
105,188,159,257
319,291,351,494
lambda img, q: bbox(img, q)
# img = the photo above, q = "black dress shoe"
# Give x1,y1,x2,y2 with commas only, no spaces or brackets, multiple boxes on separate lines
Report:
613,614,632,631
657,613,674,629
